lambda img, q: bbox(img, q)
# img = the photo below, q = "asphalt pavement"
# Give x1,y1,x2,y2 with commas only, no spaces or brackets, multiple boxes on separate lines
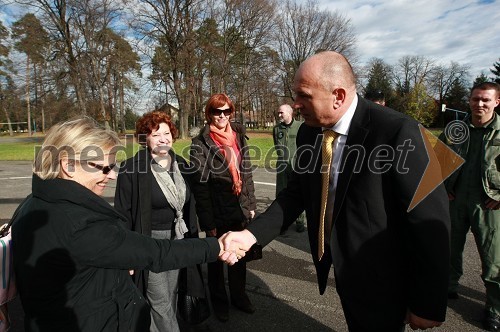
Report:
0,161,487,331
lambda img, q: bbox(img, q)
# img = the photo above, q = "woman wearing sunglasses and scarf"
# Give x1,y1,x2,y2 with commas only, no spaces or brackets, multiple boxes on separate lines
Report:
190,93,257,323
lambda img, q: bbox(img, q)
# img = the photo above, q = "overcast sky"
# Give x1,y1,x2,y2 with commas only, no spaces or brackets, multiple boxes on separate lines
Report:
317,0,499,80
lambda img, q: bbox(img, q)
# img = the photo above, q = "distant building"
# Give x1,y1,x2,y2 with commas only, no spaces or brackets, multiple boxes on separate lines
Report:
156,103,179,122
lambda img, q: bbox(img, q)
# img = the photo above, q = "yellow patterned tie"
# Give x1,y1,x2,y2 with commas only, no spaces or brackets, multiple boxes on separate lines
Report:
318,130,338,260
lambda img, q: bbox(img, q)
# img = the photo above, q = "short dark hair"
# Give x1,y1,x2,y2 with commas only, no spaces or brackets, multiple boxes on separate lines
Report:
364,90,385,102
471,82,500,98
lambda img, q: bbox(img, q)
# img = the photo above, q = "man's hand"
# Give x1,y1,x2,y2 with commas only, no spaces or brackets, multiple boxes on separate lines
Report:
485,198,500,210
405,311,443,330
217,230,258,265
220,229,257,253
217,238,246,266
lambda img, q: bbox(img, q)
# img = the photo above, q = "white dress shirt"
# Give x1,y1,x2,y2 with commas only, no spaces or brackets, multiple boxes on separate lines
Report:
323,94,358,243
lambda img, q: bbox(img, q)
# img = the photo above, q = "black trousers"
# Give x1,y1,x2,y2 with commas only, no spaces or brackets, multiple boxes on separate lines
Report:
208,223,248,310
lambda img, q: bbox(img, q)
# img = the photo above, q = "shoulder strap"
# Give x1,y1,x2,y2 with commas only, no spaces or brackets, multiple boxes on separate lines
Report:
6,194,32,229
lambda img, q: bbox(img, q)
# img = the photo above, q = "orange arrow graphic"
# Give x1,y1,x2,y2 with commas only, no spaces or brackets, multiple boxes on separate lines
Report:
408,125,465,212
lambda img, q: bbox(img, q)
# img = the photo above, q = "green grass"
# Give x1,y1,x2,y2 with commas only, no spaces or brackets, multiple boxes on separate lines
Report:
0,134,278,167
0,142,39,160
0,128,443,166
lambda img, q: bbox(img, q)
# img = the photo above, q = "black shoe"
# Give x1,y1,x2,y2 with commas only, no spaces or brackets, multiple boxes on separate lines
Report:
231,297,255,314
447,291,459,299
484,310,500,331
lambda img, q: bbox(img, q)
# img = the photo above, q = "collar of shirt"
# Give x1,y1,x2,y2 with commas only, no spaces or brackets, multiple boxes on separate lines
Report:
322,94,358,135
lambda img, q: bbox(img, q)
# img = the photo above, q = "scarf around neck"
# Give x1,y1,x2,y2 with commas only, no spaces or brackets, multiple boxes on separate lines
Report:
209,123,242,196
151,155,189,239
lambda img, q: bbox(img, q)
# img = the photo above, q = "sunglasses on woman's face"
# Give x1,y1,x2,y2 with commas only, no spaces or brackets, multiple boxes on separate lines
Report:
210,108,232,116
87,162,117,174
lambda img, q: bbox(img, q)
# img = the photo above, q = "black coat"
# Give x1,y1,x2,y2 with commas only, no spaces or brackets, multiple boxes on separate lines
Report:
12,175,219,332
190,123,257,231
114,148,206,298
247,97,450,330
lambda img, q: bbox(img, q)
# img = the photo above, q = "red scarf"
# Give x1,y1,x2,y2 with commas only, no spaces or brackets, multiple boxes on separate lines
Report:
209,124,242,196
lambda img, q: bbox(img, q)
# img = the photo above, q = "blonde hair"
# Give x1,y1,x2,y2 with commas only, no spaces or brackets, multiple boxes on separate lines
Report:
34,117,121,180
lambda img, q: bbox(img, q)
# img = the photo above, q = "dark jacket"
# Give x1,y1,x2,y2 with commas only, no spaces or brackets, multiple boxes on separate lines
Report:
12,175,219,332
190,123,257,231
248,97,450,330
114,148,206,298
273,119,303,194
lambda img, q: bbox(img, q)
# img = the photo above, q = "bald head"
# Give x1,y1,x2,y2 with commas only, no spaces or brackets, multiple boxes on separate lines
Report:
292,51,357,127
277,104,294,124
296,51,356,92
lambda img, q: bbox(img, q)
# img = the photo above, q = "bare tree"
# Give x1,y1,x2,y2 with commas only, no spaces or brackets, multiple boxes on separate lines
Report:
0,21,17,136
17,0,89,113
130,0,206,138
429,61,470,103
275,0,357,98
71,0,122,128
217,0,277,123
392,55,434,94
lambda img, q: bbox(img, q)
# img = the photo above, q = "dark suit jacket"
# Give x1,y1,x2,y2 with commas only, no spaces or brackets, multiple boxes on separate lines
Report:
247,97,450,331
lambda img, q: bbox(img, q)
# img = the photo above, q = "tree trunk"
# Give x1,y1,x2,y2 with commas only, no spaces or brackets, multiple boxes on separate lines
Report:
3,106,13,136
26,55,32,135
39,67,46,133
120,74,125,133
106,59,115,130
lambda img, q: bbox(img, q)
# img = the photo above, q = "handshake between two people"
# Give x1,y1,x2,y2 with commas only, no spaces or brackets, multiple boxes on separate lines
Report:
217,229,257,265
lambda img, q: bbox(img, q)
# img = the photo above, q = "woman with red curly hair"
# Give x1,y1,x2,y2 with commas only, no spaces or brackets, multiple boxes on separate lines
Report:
115,111,208,331
190,94,257,322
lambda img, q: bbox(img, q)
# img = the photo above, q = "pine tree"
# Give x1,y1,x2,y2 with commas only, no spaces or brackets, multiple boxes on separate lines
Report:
473,73,490,86
364,58,393,105
491,58,500,84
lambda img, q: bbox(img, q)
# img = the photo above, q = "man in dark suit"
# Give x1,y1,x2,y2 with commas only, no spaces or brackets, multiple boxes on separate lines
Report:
222,51,450,331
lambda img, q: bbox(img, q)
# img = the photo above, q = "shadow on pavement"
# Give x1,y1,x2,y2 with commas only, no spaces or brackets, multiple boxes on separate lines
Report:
202,268,336,332
446,285,486,330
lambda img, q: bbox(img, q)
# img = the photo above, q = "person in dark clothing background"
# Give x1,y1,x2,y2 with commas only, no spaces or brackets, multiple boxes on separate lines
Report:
115,111,210,332
190,93,257,323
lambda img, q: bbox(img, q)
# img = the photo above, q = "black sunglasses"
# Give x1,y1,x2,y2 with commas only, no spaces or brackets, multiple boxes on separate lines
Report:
87,162,117,174
210,108,232,116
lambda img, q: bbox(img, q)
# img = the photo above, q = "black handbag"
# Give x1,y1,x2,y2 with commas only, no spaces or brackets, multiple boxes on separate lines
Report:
177,265,210,325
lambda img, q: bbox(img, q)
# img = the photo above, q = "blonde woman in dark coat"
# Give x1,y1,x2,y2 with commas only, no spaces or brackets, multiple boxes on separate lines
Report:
12,117,237,332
